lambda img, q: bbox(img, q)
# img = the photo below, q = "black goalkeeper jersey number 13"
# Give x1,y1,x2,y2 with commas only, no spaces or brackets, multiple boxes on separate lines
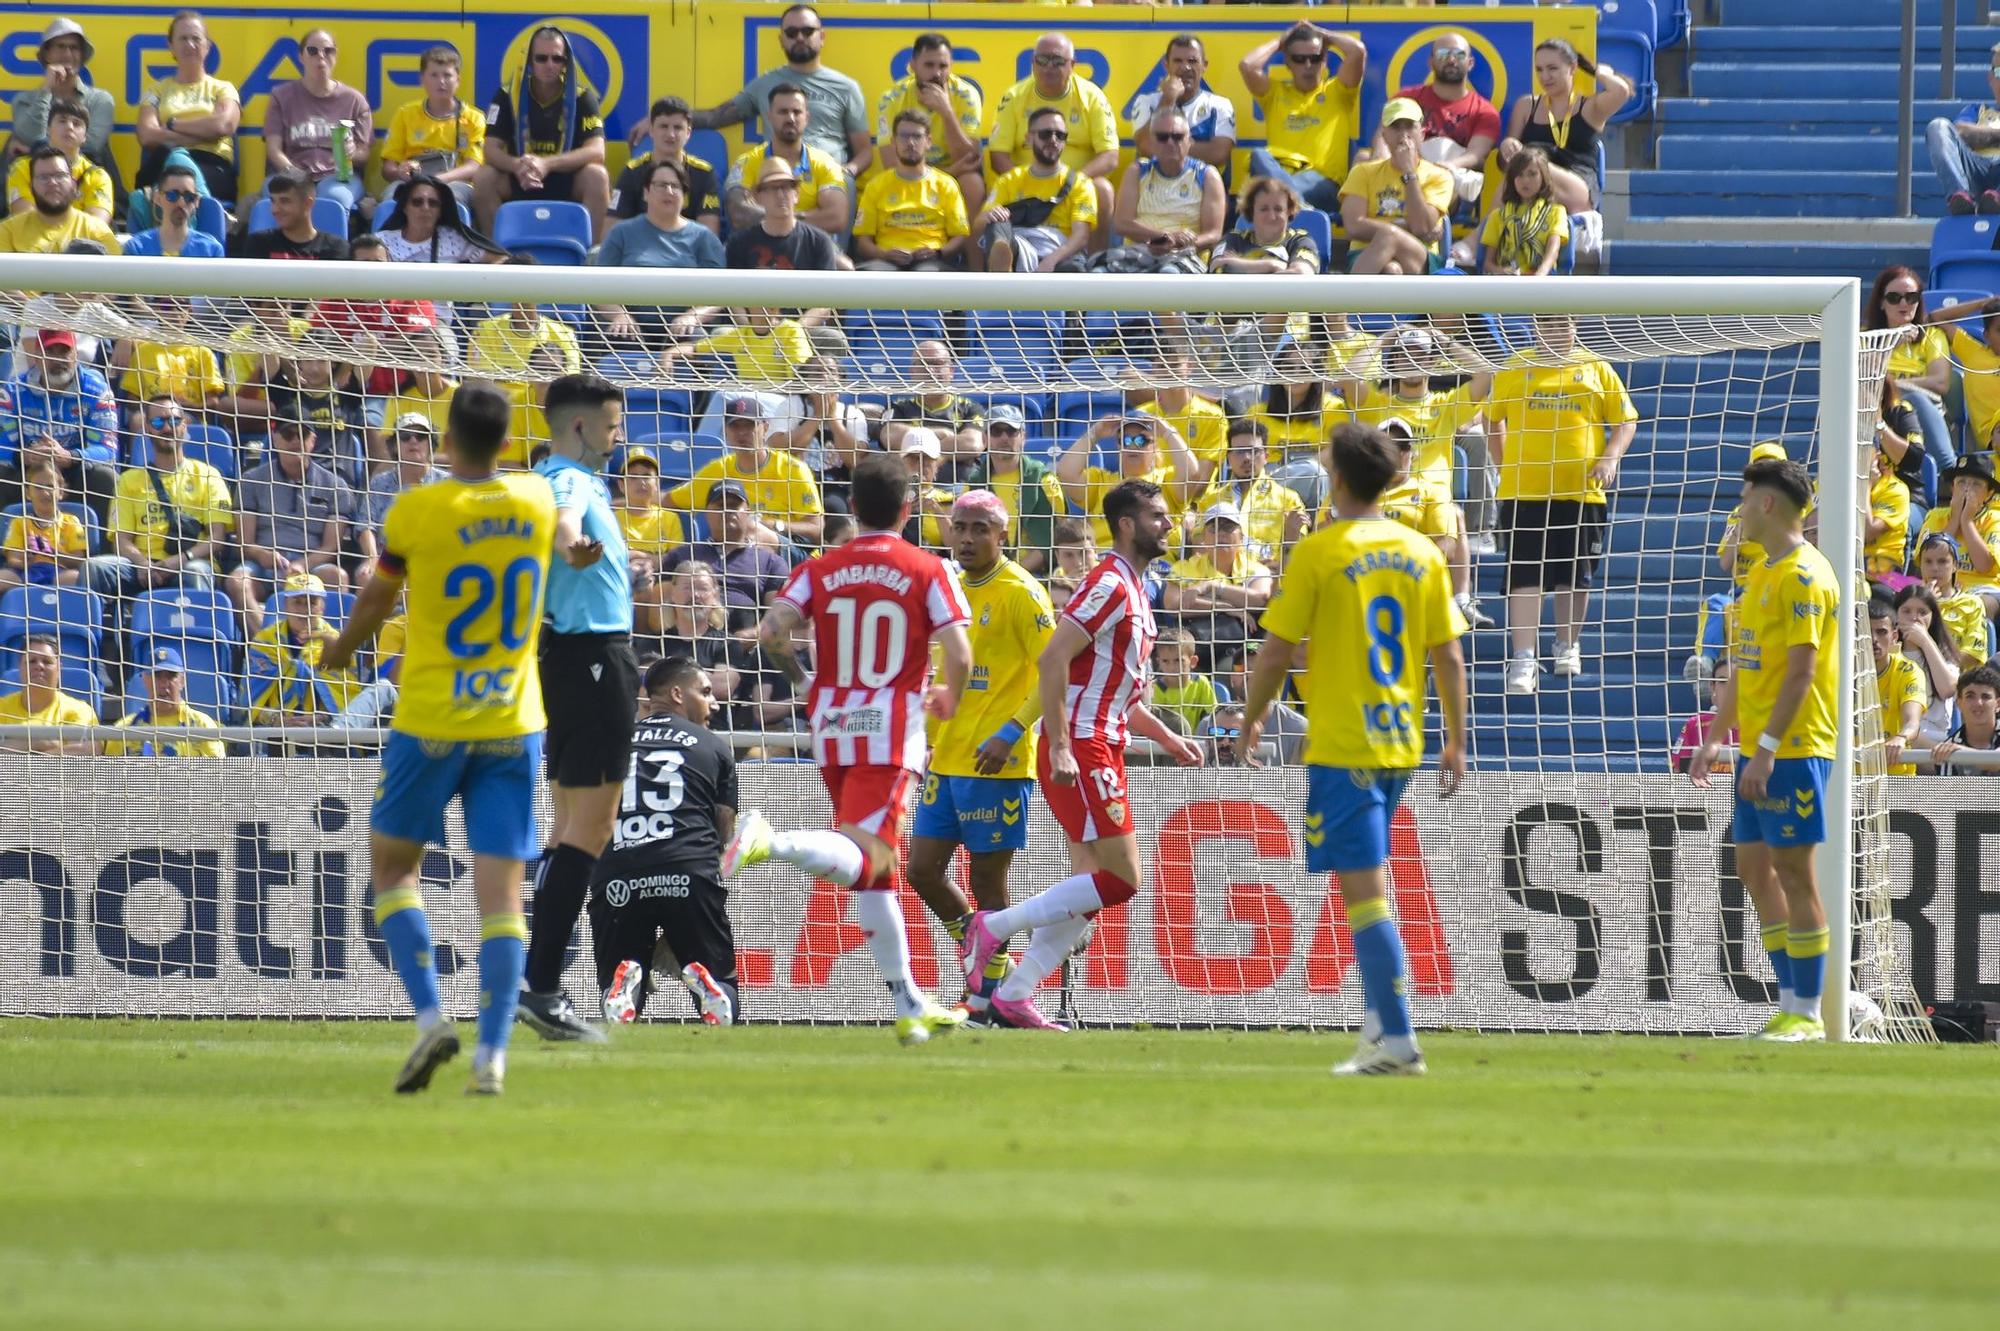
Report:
599,716,738,876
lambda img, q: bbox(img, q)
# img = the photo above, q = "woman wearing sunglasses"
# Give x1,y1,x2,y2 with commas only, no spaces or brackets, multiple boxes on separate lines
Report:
378,173,504,265
1871,265,1957,473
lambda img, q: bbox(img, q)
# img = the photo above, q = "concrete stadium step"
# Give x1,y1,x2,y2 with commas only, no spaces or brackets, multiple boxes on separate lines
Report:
1696,25,2000,60
1628,170,1946,218
1720,0,1985,25
1656,135,1936,173
1657,98,1964,131
1610,238,1928,281
1689,63,1992,101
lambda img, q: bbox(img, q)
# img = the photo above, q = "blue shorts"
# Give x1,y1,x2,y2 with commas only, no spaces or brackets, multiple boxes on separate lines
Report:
1732,756,1829,848
370,731,545,861
1303,765,1413,875
911,773,1032,854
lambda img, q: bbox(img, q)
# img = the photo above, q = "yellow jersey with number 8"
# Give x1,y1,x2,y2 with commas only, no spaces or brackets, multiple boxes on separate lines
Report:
1260,517,1467,770
380,473,555,741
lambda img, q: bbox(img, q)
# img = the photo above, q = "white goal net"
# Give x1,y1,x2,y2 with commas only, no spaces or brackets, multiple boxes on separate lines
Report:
0,256,1946,1041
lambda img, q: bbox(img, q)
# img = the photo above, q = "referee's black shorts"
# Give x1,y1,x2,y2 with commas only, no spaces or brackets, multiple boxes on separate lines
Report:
1501,499,1608,594
540,630,640,787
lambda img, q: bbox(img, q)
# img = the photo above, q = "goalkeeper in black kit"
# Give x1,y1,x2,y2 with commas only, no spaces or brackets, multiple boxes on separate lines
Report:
589,655,743,1025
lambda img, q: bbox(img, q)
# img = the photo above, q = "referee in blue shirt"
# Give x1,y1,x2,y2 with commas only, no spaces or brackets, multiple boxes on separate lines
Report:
518,373,636,1042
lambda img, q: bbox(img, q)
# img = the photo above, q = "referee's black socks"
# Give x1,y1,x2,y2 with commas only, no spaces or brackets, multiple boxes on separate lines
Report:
524,843,599,994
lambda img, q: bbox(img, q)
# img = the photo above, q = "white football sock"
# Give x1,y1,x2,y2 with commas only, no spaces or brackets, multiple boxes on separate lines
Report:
985,872,1101,939
1360,1008,1382,1044
771,829,864,887
995,914,1090,1003
855,889,927,1019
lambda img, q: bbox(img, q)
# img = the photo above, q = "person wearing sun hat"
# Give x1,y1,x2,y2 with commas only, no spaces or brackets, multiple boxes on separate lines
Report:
1918,453,2000,616
1339,96,1455,276
102,645,226,758
9,19,116,174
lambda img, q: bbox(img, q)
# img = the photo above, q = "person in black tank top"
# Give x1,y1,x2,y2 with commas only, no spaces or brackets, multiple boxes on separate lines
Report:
1497,38,1633,213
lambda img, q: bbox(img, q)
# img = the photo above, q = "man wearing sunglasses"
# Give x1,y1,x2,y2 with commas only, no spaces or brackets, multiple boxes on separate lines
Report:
974,106,1098,274
263,28,372,214
1932,42,2000,214
1239,21,1367,214
990,33,1119,248
1107,106,1226,273
1373,33,1498,208
88,395,238,604
693,4,872,179
474,25,611,243
122,164,223,258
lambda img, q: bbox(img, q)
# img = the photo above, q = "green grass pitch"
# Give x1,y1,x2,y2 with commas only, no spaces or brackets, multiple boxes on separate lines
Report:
3,1021,1998,1330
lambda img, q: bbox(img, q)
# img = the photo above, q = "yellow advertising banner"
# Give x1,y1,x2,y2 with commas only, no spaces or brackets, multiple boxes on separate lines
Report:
0,2,1591,197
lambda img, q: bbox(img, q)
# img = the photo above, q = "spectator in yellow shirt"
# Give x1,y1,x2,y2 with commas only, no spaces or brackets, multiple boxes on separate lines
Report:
467,257,583,464
724,85,849,236
0,146,118,254
1150,626,1222,736
665,396,824,546
875,32,986,212
1163,501,1274,660
1,463,87,588
6,101,110,221
1239,21,1367,213
854,112,969,272
1188,418,1307,562
1341,100,1455,276
615,448,686,583
1055,412,1202,548
1920,456,2000,618
379,46,487,208
121,294,226,417
988,32,1119,242
102,646,226,758
975,107,1100,274
1864,446,1913,578
0,636,97,752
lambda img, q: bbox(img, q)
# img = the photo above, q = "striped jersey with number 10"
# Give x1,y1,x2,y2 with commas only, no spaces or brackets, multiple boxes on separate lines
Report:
776,531,971,772
378,472,556,741
1060,552,1157,748
1259,517,1467,770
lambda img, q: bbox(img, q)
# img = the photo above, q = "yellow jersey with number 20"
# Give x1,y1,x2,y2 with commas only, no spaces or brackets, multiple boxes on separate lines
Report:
1260,516,1467,770
1734,540,1839,761
380,472,555,741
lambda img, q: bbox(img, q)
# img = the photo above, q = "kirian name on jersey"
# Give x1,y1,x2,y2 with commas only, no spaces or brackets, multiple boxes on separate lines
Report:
1340,547,1431,584
456,515,537,546
821,563,913,594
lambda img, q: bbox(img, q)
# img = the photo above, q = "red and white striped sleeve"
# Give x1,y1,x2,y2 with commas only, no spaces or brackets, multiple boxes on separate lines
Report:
925,560,971,631
1062,565,1126,640
775,558,817,617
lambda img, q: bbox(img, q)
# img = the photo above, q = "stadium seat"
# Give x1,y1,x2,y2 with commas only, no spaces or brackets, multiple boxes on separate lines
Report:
183,421,239,479
0,501,101,554
1919,452,1939,510
1294,208,1335,273
192,194,228,247
1592,3,1660,123
634,433,728,484
247,195,351,239
845,309,947,378
0,585,103,681
970,310,1062,374
1930,216,1999,286
687,130,729,184
125,587,241,722
493,201,592,265
1658,0,1690,47
1930,254,2000,297
0,662,105,717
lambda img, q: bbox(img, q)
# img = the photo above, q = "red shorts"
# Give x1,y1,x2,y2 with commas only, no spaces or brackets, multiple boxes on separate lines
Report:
1038,735,1131,844
821,764,917,840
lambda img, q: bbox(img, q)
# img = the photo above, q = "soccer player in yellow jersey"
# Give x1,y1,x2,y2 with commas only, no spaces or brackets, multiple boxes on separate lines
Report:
1241,424,1468,1076
1869,595,1927,775
907,491,1056,1019
1691,458,1839,1043
1687,440,1792,694
323,382,571,1096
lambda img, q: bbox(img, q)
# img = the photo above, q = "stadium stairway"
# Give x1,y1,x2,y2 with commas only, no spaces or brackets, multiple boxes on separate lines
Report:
1607,0,1986,280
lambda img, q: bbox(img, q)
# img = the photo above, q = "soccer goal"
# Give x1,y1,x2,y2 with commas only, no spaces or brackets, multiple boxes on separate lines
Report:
0,253,1934,1043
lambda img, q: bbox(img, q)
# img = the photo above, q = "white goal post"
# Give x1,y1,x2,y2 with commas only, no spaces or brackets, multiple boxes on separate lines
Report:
0,254,1928,1041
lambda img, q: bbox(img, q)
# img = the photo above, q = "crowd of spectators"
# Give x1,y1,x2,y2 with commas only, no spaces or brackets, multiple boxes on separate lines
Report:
0,9,1986,774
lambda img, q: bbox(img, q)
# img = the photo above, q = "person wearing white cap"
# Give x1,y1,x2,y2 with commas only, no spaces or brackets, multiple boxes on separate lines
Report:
1329,321,1496,541
1339,98,1455,276
1163,500,1273,665
897,426,953,551
363,414,448,533
247,570,365,727
7,20,115,172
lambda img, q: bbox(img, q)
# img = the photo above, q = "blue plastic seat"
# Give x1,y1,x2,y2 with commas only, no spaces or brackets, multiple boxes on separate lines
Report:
970,311,1062,374
1932,217,2000,283
1294,207,1335,273
0,501,101,554
0,584,102,681
126,587,241,721
1931,254,2000,298
247,195,350,239
192,194,228,247
845,309,948,380
493,201,592,265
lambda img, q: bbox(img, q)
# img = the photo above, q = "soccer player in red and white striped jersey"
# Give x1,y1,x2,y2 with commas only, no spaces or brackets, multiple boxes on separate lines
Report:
724,454,975,1045
963,479,1205,1029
